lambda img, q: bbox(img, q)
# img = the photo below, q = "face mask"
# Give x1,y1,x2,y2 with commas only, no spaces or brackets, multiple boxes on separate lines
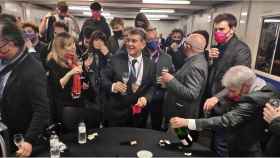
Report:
113,30,123,39
24,32,37,42
92,11,101,21
0,49,9,59
214,31,230,44
147,40,159,51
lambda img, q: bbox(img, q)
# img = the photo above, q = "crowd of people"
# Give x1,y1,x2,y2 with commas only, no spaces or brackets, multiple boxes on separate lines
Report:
0,1,280,157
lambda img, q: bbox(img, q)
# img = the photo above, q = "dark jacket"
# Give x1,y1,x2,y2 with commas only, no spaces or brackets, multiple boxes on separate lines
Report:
207,35,251,98
79,16,111,41
195,84,278,156
265,117,280,156
163,52,208,119
101,49,155,126
34,41,48,69
0,51,50,151
108,35,121,55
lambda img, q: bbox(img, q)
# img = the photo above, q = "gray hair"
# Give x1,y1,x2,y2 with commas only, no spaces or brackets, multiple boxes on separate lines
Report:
222,65,256,89
186,33,206,52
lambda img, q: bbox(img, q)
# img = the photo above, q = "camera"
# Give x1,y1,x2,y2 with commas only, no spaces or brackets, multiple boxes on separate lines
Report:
268,98,280,108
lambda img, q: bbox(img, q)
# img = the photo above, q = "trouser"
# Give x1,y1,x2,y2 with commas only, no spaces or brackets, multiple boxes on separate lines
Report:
212,127,229,157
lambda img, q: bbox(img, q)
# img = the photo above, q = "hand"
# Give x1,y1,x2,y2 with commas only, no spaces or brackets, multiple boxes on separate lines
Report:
208,48,220,59
82,82,89,90
100,45,109,56
16,142,32,157
203,97,219,112
170,42,178,50
160,72,174,83
170,117,188,128
113,81,127,93
25,40,33,49
68,65,83,76
263,103,280,124
136,97,147,108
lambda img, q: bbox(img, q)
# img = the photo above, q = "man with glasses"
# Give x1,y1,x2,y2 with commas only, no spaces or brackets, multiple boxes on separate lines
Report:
0,21,49,156
161,33,208,137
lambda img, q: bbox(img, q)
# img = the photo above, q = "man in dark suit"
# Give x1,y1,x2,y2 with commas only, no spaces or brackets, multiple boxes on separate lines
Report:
203,13,252,156
102,28,155,127
161,33,208,126
108,17,125,55
170,65,278,156
0,21,50,156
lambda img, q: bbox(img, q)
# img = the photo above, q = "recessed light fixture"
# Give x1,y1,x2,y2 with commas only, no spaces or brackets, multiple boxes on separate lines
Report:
83,12,111,17
140,9,175,13
146,14,168,18
143,0,191,5
264,19,280,23
69,6,90,11
148,18,161,21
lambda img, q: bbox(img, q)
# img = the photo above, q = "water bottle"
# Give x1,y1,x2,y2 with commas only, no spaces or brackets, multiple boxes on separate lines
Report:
49,133,60,158
78,121,87,144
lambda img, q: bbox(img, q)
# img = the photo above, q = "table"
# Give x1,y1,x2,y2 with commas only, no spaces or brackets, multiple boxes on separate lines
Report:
34,127,215,157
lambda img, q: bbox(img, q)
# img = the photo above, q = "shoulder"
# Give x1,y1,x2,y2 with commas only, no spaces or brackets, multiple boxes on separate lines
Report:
18,54,45,77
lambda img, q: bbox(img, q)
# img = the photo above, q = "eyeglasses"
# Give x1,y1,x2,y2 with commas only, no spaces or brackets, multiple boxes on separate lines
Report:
0,39,10,49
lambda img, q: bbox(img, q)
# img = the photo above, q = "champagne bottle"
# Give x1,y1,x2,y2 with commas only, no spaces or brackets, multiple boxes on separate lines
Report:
174,127,193,147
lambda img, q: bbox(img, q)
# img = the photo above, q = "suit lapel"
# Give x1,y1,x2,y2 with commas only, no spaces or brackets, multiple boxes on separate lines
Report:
2,68,18,99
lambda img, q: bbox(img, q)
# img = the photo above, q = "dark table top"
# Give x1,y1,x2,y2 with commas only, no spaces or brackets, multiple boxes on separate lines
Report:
34,127,215,157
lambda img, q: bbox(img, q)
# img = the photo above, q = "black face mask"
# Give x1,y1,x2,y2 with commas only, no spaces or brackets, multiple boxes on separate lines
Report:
58,15,65,20
113,31,123,39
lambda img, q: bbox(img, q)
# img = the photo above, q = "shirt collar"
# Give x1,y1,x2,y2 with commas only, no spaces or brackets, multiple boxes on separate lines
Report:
128,53,143,63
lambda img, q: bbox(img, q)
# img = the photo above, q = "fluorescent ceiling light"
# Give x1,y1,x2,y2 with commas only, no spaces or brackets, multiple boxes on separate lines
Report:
83,12,111,17
69,6,90,11
148,18,161,21
241,12,248,16
264,19,280,23
140,9,174,13
146,14,168,18
143,0,191,5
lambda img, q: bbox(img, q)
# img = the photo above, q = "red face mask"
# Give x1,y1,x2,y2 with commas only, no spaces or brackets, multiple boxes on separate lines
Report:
228,95,241,102
214,31,231,44
92,11,101,21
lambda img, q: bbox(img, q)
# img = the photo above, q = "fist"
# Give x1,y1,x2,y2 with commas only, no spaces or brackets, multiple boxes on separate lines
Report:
208,48,220,59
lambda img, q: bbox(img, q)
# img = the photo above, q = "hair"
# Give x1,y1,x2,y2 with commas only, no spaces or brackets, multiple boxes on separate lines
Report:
88,30,109,50
0,21,25,48
83,26,95,39
124,26,134,33
222,65,256,89
53,21,69,32
192,30,209,49
22,22,39,33
0,13,17,23
171,28,184,38
90,2,102,11
134,13,150,31
57,1,68,13
214,13,237,28
110,17,124,28
47,32,76,68
129,27,147,41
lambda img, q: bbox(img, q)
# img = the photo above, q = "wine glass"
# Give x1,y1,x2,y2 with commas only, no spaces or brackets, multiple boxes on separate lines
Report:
122,72,129,95
13,134,24,148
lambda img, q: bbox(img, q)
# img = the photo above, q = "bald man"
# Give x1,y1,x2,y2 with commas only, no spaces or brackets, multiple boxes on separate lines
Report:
161,33,208,132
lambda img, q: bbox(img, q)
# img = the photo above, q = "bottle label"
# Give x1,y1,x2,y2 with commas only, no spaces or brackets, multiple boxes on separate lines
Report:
188,134,193,142
79,126,86,133
180,139,189,146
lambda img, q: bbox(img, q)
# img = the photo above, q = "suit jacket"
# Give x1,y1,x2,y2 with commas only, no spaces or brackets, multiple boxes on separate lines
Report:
195,84,278,156
163,52,208,119
265,117,280,156
101,49,155,125
108,35,120,55
0,51,50,149
207,35,251,97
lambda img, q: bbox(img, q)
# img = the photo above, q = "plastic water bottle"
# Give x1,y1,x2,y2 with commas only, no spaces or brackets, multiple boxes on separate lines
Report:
78,121,87,144
49,133,60,158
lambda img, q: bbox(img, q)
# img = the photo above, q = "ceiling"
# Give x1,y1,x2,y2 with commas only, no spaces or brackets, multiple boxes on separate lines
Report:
13,0,235,21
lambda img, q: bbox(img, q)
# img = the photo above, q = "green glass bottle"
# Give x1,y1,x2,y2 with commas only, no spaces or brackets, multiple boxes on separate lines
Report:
174,127,193,147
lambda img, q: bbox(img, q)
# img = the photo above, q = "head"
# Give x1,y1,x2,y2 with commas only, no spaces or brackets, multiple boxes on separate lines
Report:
123,26,133,47
126,28,146,57
0,21,25,60
56,1,68,18
222,65,256,101
22,22,39,44
171,28,184,43
48,32,76,67
82,26,95,48
90,2,102,20
146,26,159,52
53,21,69,37
213,13,237,44
184,33,206,57
191,30,209,49
110,17,125,39
135,13,150,31
0,13,21,27
89,30,108,50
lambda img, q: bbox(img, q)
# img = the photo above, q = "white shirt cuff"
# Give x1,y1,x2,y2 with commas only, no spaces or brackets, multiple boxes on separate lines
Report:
111,83,118,93
28,47,36,53
187,119,196,130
